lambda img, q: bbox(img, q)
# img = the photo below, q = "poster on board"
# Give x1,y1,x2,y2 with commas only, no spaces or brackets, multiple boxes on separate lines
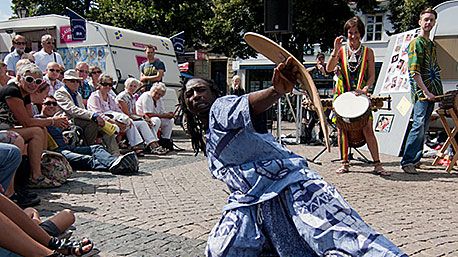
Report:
380,30,419,94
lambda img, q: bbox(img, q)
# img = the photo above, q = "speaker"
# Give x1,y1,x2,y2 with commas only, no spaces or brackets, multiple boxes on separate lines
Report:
264,0,292,33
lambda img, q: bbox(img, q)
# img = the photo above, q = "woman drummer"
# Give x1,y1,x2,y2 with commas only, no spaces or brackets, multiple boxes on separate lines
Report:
326,16,389,176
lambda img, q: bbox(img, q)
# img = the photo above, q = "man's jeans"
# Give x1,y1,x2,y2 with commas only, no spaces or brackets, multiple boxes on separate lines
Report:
0,143,21,190
401,100,435,167
60,145,117,171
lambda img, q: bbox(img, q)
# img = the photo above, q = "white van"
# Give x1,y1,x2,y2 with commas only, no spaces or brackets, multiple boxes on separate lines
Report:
0,14,181,90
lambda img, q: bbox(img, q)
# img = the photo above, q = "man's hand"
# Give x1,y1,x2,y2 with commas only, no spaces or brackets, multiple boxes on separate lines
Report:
424,91,436,101
96,116,105,127
272,57,299,95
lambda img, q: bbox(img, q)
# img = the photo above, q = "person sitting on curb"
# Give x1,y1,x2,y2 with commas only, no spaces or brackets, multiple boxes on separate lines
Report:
136,82,174,154
54,69,120,155
39,95,138,174
0,191,94,257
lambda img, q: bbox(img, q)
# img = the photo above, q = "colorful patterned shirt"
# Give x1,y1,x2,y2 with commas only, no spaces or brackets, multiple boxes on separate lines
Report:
408,36,443,102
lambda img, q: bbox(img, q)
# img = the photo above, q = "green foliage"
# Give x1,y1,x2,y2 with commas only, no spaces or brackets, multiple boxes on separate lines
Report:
205,0,357,59
387,0,448,33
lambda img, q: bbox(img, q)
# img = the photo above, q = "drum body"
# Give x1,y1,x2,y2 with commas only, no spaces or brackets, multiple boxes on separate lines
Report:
334,92,371,148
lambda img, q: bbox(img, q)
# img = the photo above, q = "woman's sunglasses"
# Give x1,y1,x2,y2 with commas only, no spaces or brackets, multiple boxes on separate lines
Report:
100,82,113,87
23,76,43,85
43,101,58,106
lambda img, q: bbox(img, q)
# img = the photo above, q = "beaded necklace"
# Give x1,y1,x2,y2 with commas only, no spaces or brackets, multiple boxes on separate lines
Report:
347,43,362,73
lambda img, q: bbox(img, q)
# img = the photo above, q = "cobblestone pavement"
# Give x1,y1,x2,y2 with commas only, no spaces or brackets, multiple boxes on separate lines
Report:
34,127,458,257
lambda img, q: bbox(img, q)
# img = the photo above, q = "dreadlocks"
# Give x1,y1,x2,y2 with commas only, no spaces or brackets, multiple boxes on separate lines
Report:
179,78,221,156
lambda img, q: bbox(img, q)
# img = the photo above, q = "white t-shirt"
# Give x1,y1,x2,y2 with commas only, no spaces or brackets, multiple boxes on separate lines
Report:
34,49,64,72
135,91,165,116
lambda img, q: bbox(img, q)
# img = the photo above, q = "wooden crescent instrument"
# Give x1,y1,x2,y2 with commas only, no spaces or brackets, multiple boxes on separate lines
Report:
244,32,330,151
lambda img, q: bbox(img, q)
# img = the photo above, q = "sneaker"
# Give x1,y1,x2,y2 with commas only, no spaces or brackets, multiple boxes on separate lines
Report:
10,192,41,208
401,165,419,174
109,152,138,174
29,176,61,189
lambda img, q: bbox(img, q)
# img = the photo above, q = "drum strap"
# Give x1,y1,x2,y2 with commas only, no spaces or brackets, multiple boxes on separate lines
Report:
339,46,368,92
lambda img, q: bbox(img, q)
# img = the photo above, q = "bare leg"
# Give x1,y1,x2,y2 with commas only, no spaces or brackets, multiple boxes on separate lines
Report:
362,120,380,162
11,127,45,180
5,135,25,197
23,208,41,225
0,211,53,257
336,128,350,173
45,209,75,234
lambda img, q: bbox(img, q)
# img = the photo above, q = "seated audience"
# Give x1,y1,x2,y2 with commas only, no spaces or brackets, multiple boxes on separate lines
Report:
87,74,146,154
54,69,120,155
40,96,138,174
0,63,68,188
0,193,93,257
0,61,13,87
0,130,40,207
75,62,92,106
44,62,64,96
116,78,159,153
136,82,174,153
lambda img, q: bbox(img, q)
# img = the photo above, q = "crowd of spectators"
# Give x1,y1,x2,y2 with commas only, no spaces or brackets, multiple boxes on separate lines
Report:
0,33,175,256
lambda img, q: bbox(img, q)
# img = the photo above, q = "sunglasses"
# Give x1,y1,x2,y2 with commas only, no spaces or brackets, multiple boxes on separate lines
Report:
66,79,81,84
43,101,58,106
44,41,54,45
91,70,102,74
23,76,43,85
48,68,60,73
77,69,89,74
100,82,113,87
14,41,26,45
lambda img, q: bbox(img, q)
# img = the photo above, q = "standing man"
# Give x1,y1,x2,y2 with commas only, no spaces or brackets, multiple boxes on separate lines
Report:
75,62,93,106
140,45,165,91
4,35,27,76
401,7,443,174
33,34,64,72
43,62,64,96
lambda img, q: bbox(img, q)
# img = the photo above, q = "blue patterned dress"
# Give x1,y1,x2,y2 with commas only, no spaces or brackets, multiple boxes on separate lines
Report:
205,95,407,257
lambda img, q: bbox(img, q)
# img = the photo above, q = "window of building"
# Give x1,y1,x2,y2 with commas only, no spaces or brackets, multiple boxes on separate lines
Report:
366,14,383,41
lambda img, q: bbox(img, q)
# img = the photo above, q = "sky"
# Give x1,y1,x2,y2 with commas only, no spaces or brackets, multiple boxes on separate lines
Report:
0,0,13,21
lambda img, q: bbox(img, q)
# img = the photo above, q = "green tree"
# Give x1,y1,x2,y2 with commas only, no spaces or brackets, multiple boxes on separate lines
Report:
12,0,94,17
387,0,448,33
205,0,367,60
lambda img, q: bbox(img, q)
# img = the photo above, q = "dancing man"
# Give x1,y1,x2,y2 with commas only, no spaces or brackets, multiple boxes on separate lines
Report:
181,57,406,256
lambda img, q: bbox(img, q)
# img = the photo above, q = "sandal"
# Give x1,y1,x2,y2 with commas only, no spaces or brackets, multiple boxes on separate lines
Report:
149,145,168,155
373,161,391,176
29,176,61,189
48,237,94,256
336,162,350,174
46,251,66,257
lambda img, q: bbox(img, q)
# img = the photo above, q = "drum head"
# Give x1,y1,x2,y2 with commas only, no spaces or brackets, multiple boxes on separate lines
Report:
334,92,370,118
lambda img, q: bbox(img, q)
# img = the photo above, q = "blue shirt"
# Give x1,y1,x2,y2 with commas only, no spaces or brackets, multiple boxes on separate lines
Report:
206,95,321,211
3,50,21,74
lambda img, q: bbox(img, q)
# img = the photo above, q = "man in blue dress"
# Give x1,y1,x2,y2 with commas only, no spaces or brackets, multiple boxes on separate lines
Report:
181,57,407,257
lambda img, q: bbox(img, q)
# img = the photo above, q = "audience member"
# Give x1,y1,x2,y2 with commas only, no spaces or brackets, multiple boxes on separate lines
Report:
140,45,165,91
87,74,146,154
229,75,245,96
136,82,173,154
0,193,94,257
44,62,64,96
0,63,68,188
87,65,101,94
54,69,120,155
4,35,27,76
75,62,92,106
40,95,139,174
21,52,35,63
116,78,158,153
33,34,64,72
0,61,13,87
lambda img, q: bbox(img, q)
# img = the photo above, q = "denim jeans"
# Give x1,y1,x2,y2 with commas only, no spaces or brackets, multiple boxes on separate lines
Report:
0,248,21,257
60,145,117,171
0,143,21,190
400,100,435,167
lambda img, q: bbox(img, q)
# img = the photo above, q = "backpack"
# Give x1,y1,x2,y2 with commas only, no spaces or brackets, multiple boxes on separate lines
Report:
41,151,73,184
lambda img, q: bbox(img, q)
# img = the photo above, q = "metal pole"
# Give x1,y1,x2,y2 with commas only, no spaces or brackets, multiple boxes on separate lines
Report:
296,94,303,144
277,98,282,141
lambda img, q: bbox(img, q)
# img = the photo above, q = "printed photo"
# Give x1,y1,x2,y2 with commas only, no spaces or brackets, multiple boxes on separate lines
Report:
375,114,395,133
